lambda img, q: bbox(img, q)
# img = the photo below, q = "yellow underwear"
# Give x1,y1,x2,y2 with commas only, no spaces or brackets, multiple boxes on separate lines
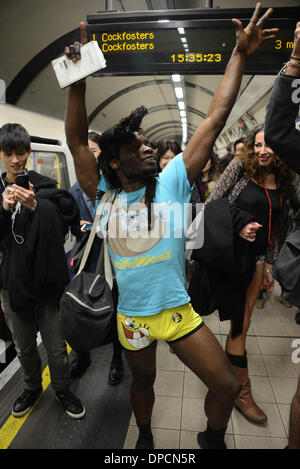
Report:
117,303,203,351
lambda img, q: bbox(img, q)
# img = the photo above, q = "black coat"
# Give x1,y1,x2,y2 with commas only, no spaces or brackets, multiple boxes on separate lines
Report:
0,171,80,315
188,198,257,337
265,72,300,307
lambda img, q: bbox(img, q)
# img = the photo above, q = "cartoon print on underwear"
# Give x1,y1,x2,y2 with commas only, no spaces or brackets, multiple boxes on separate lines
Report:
119,316,154,349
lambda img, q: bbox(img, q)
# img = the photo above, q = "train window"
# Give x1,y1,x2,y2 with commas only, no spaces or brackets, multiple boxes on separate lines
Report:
26,151,70,189
0,151,70,189
87,7,297,75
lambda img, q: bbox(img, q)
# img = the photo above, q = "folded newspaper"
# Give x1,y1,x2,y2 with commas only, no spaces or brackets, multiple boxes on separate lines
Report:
51,41,106,89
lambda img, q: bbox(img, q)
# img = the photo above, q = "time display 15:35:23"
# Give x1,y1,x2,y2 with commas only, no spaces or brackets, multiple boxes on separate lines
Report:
170,53,222,63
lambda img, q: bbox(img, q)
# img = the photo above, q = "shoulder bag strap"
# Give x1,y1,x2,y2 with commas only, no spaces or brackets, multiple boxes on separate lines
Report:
77,189,115,275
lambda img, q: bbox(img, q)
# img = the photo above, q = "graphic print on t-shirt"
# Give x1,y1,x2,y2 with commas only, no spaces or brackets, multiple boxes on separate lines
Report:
107,194,169,257
97,153,193,317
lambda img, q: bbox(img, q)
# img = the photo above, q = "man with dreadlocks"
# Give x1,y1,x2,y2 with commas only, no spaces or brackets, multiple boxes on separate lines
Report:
64,3,278,449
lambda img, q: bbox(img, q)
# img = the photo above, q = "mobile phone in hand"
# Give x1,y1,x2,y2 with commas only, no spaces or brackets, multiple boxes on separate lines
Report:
15,174,29,189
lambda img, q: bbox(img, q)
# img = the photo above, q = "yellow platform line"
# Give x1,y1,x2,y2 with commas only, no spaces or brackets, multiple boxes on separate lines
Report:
0,344,71,449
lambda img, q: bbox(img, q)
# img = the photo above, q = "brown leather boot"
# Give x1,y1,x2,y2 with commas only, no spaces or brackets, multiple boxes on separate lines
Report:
232,365,267,425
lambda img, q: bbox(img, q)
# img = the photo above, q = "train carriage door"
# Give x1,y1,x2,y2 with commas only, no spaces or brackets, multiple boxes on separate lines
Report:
27,143,71,190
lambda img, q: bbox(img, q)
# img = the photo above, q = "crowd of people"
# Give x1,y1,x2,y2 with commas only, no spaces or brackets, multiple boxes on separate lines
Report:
0,2,299,450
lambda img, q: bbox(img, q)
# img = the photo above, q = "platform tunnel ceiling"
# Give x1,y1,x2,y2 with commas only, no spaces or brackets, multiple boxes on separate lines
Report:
1,0,299,151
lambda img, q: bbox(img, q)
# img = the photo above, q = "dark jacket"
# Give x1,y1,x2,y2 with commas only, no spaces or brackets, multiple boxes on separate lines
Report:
0,171,80,315
188,198,257,337
265,72,300,306
265,72,300,175
70,181,95,224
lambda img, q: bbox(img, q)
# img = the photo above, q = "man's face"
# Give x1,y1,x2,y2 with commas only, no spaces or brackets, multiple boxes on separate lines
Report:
116,133,157,181
0,147,29,182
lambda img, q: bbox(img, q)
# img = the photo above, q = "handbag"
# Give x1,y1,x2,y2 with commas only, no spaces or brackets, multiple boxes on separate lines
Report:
60,190,117,351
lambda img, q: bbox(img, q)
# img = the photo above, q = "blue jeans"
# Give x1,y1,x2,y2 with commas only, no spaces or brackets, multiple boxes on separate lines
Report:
0,289,70,392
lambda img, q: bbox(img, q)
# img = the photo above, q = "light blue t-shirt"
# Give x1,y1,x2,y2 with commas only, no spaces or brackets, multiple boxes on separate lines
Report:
98,153,193,317
98,173,111,193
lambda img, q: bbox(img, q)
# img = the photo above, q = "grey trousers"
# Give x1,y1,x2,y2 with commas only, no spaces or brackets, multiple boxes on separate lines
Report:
0,289,70,392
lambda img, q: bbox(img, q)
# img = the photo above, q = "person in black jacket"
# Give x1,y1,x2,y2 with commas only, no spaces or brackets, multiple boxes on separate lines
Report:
0,123,85,420
264,21,300,450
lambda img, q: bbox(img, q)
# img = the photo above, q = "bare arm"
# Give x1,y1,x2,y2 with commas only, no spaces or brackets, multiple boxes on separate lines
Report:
183,3,279,184
65,23,99,201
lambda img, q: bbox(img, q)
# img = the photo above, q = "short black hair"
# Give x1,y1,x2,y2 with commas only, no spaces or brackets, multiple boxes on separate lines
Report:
88,131,101,145
233,137,245,153
0,123,31,153
156,139,182,161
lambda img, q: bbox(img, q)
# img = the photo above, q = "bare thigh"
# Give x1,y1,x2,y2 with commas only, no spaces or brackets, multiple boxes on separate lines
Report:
123,341,158,389
229,262,265,341
171,324,240,403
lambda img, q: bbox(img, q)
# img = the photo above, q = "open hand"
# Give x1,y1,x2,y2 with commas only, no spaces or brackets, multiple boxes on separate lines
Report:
233,2,279,56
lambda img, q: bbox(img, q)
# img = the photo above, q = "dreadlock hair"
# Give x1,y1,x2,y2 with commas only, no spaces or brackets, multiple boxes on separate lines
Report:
98,105,157,230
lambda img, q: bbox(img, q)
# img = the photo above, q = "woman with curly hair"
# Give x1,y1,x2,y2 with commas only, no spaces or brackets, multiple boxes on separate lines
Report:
191,124,294,425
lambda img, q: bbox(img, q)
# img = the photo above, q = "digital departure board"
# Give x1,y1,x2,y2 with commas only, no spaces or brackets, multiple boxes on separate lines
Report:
86,7,298,75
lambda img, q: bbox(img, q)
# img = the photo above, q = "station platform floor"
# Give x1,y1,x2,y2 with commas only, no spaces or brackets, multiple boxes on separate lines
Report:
0,281,299,450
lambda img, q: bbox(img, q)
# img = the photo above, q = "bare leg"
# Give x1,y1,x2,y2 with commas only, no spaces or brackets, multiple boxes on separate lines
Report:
123,341,157,448
171,324,241,430
225,262,267,425
288,375,300,449
227,262,265,355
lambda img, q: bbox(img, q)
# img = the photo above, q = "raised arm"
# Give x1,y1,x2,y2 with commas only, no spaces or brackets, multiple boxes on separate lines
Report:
183,3,278,184
264,21,300,174
65,22,100,201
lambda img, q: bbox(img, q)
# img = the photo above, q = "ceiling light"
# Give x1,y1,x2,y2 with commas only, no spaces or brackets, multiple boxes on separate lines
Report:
181,37,187,44
178,28,185,35
180,110,186,117
178,101,185,110
181,117,187,123
158,19,170,22
175,87,183,99
172,74,181,82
